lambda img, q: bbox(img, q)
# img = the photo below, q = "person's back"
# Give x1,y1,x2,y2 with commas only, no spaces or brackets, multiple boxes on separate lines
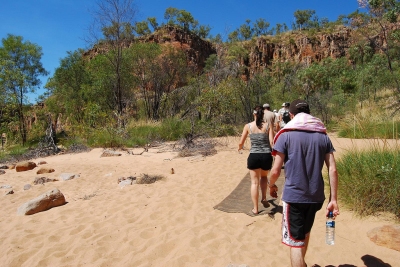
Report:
277,130,332,203
248,123,271,154
278,102,290,128
263,110,275,131
268,99,339,267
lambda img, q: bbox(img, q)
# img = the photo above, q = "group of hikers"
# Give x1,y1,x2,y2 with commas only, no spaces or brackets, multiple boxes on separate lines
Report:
238,99,339,267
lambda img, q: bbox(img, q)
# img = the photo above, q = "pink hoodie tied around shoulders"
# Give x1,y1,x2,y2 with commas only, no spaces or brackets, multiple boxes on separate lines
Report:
272,112,327,156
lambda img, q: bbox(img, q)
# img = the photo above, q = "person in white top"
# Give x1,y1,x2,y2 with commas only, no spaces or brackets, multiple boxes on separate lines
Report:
278,102,290,128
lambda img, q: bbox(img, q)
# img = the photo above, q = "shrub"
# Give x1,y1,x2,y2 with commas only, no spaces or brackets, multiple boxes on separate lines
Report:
336,145,400,219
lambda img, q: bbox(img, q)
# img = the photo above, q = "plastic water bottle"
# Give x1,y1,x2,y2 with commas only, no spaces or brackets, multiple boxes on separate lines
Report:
326,211,335,245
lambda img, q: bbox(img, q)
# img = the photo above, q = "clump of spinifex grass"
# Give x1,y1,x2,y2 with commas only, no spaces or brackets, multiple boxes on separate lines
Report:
336,144,400,219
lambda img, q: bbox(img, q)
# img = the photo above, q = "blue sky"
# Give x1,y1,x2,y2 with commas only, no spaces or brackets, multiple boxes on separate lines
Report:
0,0,362,102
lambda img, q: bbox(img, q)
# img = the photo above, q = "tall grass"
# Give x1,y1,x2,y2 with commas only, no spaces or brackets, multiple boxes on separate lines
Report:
338,117,400,139
336,143,400,219
0,145,29,163
337,98,400,139
84,117,192,147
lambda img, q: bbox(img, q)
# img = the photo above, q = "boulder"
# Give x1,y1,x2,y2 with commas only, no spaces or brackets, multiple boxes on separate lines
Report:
36,167,55,174
0,165,8,169
17,188,66,215
15,161,37,172
367,224,400,252
0,170,5,175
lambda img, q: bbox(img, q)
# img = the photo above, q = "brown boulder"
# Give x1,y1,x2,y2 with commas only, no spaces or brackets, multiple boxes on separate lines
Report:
36,167,55,174
15,161,37,172
17,188,66,215
367,225,400,252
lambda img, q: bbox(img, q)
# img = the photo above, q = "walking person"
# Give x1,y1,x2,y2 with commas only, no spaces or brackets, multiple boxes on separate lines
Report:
263,103,276,136
273,109,280,132
238,105,274,215
268,99,339,267
278,102,291,128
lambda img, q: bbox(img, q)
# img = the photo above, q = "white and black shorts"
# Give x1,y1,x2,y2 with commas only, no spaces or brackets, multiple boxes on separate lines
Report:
281,201,323,247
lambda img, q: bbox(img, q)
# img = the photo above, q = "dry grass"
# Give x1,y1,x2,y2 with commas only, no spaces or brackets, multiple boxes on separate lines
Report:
136,173,165,184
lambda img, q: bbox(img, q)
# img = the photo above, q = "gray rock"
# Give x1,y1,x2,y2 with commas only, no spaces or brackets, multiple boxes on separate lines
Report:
23,184,32,190
226,265,250,267
60,173,80,181
0,170,5,175
0,184,12,189
17,188,66,215
0,165,8,169
119,179,133,188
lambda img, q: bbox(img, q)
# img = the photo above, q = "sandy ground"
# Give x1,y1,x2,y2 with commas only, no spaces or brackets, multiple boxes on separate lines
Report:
0,135,399,267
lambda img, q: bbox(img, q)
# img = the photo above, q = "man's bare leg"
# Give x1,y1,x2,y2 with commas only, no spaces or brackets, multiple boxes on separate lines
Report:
290,234,310,267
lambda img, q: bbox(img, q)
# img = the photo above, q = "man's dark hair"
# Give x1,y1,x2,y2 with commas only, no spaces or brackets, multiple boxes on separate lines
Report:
289,99,310,115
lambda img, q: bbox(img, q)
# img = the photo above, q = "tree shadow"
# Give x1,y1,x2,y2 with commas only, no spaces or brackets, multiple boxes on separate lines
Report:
311,254,392,267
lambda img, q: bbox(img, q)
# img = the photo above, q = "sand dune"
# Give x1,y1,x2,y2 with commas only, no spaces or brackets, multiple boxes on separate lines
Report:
0,135,399,267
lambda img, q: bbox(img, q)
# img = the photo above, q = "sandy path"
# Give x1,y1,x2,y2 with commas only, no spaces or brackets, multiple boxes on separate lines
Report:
0,135,398,267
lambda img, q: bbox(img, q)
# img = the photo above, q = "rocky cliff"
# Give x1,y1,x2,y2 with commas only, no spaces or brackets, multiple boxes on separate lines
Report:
83,25,216,72
248,27,353,73
138,25,216,71
84,23,400,77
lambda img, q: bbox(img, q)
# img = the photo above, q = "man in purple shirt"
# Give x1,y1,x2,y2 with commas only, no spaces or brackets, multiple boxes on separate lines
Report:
268,99,339,267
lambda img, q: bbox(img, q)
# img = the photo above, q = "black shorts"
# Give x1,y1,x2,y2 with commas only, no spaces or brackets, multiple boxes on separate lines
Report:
247,153,273,170
282,201,323,247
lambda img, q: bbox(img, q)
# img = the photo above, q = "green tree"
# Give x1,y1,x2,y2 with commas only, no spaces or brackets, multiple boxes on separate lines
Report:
356,0,400,113
193,24,211,39
164,7,180,25
253,18,271,36
176,10,195,30
134,21,151,36
129,43,190,120
228,30,239,42
0,34,48,145
239,19,253,40
45,49,91,125
293,9,317,30
147,17,159,31
88,0,137,120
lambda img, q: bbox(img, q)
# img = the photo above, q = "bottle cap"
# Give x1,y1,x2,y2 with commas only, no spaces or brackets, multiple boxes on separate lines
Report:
328,211,333,218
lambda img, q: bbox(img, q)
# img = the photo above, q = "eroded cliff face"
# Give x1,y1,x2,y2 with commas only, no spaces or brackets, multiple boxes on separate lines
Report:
83,25,216,72
247,27,353,73
139,25,216,71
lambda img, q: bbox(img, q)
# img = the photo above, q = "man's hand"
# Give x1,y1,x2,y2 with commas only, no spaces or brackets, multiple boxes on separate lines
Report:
269,184,278,198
